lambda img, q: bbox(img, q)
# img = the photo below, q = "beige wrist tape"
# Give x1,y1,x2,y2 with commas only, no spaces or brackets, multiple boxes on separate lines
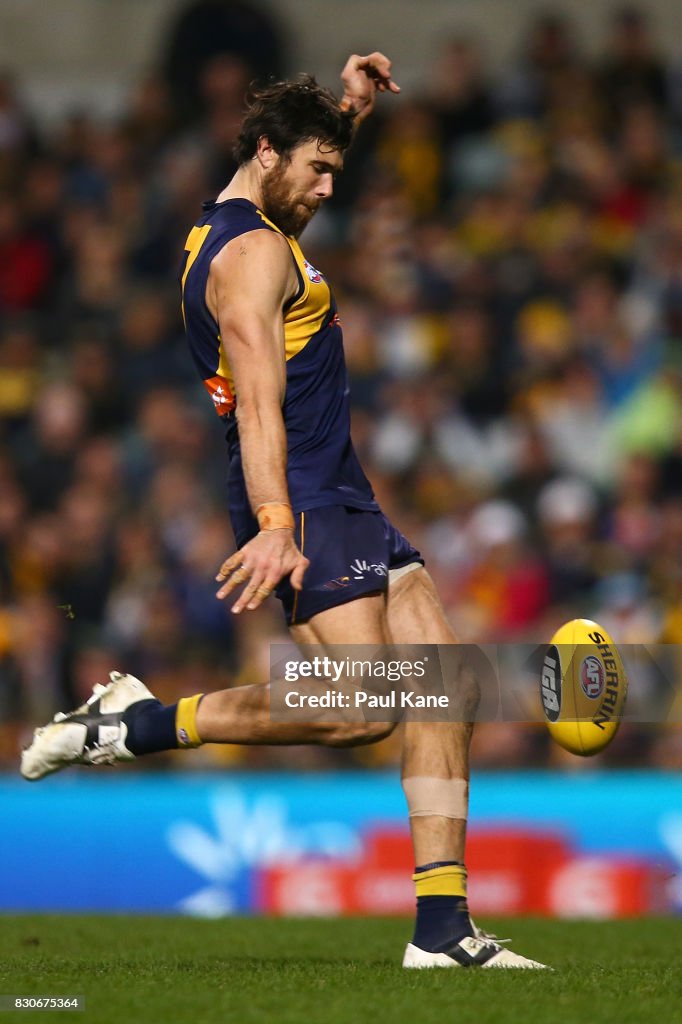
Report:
256,502,295,531
402,776,469,819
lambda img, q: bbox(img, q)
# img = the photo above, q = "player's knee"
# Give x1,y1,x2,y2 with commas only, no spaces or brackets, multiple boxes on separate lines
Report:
324,720,396,748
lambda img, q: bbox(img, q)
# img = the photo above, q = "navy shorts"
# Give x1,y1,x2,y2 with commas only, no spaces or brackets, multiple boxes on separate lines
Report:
233,505,423,625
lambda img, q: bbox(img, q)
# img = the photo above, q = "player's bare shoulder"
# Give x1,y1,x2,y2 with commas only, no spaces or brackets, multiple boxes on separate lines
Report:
206,228,298,320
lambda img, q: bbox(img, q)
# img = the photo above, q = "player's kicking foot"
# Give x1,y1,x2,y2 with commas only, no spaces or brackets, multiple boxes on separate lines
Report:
402,930,548,969
20,672,155,781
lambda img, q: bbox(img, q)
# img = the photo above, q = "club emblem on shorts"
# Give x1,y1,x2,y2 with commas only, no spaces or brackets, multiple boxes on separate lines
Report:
303,260,323,283
349,558,388,581
580,655,605,699
322,575,351,590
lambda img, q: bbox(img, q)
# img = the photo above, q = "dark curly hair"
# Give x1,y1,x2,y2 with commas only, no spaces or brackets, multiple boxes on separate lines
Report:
233,74,355,165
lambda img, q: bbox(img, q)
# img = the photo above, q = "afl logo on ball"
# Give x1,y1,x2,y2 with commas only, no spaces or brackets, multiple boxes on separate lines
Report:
580,656,604,699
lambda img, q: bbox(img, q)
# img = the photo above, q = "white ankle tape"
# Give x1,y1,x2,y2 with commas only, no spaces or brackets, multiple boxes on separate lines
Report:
402,776,469,819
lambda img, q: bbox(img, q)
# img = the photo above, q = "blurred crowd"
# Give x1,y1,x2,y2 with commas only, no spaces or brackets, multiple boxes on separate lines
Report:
1,3,681,772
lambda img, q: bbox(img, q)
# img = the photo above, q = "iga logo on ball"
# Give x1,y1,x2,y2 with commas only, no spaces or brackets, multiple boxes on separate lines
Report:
540,645,561,722
580,655,604,699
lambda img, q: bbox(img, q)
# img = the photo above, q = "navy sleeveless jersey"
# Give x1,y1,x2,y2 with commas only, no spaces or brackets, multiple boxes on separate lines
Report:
180,199,378,535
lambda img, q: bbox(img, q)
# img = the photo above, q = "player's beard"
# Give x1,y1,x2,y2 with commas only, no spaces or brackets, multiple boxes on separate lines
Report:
261,165,319,237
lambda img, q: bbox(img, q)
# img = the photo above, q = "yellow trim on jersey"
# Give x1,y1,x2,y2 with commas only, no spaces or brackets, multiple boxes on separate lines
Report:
255,208,286,234
283,236,331,360
181,224,212,324
216,332,236,394
254,209,331,361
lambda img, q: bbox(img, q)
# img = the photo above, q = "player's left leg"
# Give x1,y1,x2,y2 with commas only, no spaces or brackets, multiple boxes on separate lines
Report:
386,564,546,968
20,591,397,781
20,506,398,780
19,654,395,781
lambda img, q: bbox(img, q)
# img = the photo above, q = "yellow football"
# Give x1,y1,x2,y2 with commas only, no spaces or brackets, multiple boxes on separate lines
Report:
540,618,628,756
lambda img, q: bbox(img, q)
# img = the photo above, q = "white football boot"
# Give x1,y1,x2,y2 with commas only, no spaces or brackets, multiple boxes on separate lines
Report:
403,923,548,969
21,672,156,781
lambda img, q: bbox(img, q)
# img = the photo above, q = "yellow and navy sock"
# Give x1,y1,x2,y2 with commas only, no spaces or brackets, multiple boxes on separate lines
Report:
123,695,204,755
411,861,473,952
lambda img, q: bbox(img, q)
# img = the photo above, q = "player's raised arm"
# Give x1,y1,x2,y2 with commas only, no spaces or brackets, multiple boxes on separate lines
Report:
209,230,309,612
339,52,400,124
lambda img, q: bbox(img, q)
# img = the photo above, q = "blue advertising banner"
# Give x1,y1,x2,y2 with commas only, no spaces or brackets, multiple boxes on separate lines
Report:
2,771,680,914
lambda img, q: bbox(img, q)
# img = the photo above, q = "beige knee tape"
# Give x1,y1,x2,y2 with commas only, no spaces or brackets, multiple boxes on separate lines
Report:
402,776,469,819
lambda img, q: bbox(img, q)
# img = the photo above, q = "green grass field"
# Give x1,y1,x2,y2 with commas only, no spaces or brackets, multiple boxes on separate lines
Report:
0,916,679,1024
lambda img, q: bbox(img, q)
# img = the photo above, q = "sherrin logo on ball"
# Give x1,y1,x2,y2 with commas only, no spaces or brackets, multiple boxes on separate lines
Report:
541,618,627,756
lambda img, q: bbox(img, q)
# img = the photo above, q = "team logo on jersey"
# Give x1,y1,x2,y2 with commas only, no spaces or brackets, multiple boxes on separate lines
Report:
211,386,229,408
203,375,235,416
303,260,323,283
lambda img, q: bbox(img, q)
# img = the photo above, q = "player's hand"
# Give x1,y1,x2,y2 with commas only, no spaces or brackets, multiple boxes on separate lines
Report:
215,530,309,614
340,52,400,123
